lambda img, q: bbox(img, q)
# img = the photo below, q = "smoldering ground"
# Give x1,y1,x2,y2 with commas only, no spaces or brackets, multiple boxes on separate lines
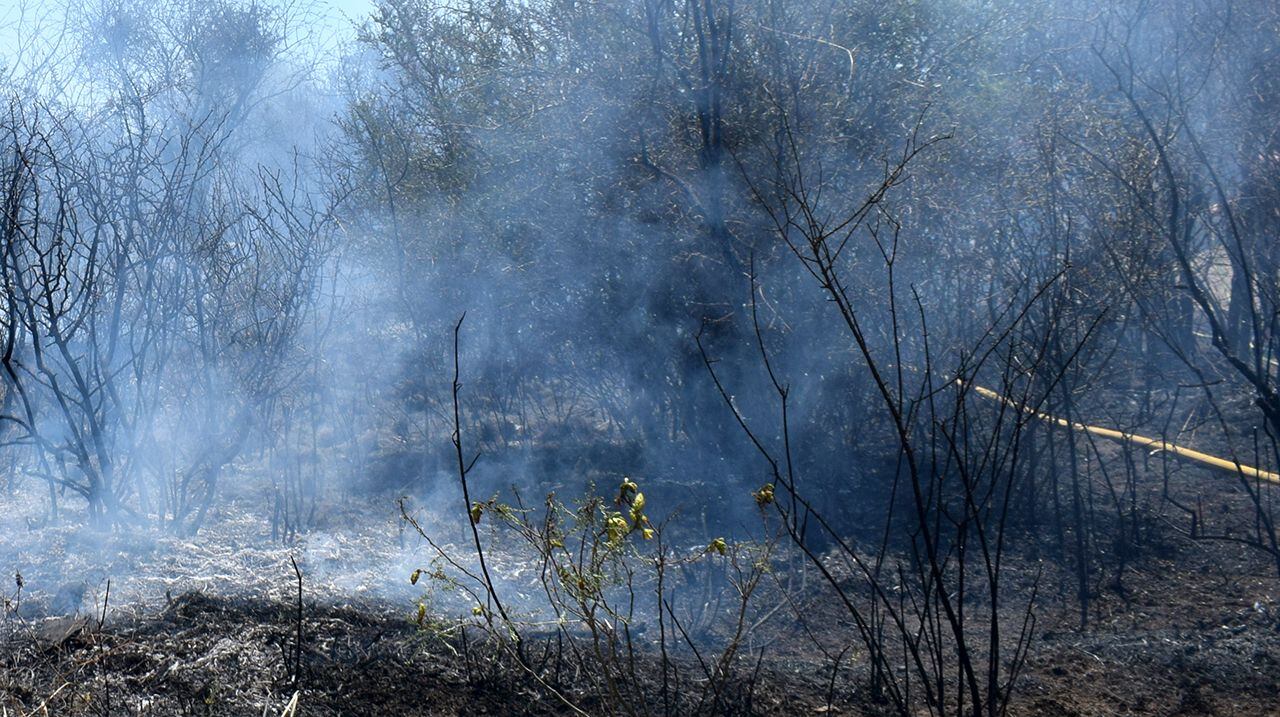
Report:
3,0,1280,715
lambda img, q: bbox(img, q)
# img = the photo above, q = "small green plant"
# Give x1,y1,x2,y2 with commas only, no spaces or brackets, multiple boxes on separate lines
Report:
404,475,776,716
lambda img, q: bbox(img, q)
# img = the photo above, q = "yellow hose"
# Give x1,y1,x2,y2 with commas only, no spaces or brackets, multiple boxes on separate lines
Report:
969,383,1280,485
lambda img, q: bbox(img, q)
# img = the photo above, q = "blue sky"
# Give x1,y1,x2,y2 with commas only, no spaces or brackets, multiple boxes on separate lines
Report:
315,0,378,38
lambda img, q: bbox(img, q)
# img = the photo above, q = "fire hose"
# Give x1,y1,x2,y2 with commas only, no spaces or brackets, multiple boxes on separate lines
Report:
969,383,1280,485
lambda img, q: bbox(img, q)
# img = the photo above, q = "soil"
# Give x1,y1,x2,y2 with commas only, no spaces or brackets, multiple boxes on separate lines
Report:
4,460,1280,715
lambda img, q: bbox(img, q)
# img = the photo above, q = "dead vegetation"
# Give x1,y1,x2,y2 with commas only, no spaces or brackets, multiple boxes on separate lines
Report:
3,481,1280,716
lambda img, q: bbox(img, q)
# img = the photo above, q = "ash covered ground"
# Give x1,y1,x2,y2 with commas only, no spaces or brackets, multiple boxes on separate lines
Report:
4,473,1280,716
